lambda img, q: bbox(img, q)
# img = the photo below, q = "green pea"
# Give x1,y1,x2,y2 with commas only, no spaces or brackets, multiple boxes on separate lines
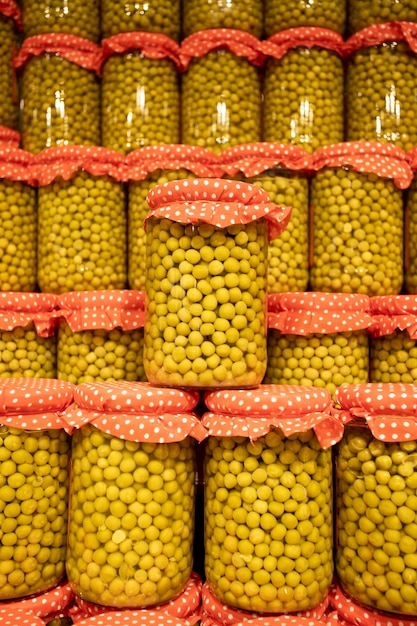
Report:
0,325,56,379
264,0,346,36
182,0,262,37
0,16,19,128
101,0,180,41
22,0,100,41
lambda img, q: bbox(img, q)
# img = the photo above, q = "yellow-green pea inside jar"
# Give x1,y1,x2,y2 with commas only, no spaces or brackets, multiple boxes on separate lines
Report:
66,424,196,607
101,0,180,41
310,167,403,295
37,171,127,294
0,324,56,379
264,0,346,37
370,329,417,384
22,0,100,41
405,175,417,294
182,0,263,38
0,15,19,129
348,0,417,36
0,425,70,599
263,47,344,153
336,424,417,614
205,429,333,612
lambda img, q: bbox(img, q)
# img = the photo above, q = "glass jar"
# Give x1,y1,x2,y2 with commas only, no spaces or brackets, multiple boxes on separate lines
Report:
0,378,73,600
22,0,100,41
143,178,291,389
202,385,341,613
348,0,417,36
56,290,145,384
35,146,127,294
65,381,206,608
182,0,263,38
126,144,223,291
310,142,411,295
0,1,20,130
14,34,101,153
220,142,310,293
345,23,417,152
405,146,417,293
264,0,346,37
0,292,57,378
262,28,344,153
101,0,181,42
180,30,263,153
335,382,417,615
0,148,37,292
266,293,371,397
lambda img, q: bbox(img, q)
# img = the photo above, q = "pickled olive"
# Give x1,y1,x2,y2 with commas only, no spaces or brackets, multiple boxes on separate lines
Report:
265,331,369,397
57,324,146,384
264,0,346,37
20,55,100,153
205,430,333,612
263,48,344,153
370,329,417,384
101,0,180,41
144,218,268,388
102,53,180,154
37,171,127,293
348,0,417,35
0,16,19,129
0,325,56,378
405,177,417,293
182,0,263,38
0,426,70,599
336,427,417,614
22,0,100,41
0,181,37,292
181,51,262,153
345,42,417,151
128,170,196,291
67,424,196,607
310,168,403,295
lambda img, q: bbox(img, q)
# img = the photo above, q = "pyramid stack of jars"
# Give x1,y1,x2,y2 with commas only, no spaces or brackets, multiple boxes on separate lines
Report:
2,1,417,625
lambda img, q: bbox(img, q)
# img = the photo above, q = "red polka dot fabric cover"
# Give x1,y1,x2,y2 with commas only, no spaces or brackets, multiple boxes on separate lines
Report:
201,580,329,626
310,141,413,190
74,612,193,625
345,21,417,56
64,381,207,443
262,26,345,60
13,33,102,73
56,290,145,332
125,144,225,181
203,385,342,448
368,295,417,338
231,617,327,626
179,28,265,70
144,178,292,242
329,582,417,626
75,571,202,622
33,145,127,186
407,146,417,170
335,382,417,442
268,292,372,335
0,126,20,149
0,291,58,337
0,609,44,626
217,142,311,178
0,377,74,432
101,32,182,69
0,0,22,29
0,147,35,183
0,581,74,620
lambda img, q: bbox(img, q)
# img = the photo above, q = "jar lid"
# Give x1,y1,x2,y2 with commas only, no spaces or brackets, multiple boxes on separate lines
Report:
74,612,191,625
64,381,207,443
33,145,127,186
0,147,35,184
218,142,310,177
144,177,292,242
180,28,265,69
0,126,21,149
335,382,417,442
262,26,345,59
0,292,58,336
0,581,74,618
407,146,417,170
310,141,413,189
125,144,225,180
268,292,372,334
101,32,182,69
345,21,417,55
233,618,327,626
0,610,44,626
203,385,342,448
57,290,145,332
0,0,21,28
369,294,417,337
14,33,102,72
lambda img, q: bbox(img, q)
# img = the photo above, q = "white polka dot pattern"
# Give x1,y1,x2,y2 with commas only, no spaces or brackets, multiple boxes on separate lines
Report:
179,28,265,70
369,294,417,338
0,581,74,618
57,290,145,332
203,384,343,448
101,32,182,69
0,147,35,183
0,291,58,337
345,21,417,56
233,617,326,626
335,382,417,442
268,292,372,334
262,26,345,60
0,0,22,29
218,142,311,177
145,177,292,242
13,33,102,73
0,126,21,149
74,612,190,625
407,146,417,170
310,141,413,190
0,609,44,626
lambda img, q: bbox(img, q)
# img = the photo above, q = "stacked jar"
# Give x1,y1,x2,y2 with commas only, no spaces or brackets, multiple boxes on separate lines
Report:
182,0,263,38
405,146,417,293
0,0,21,136
264,0,346,36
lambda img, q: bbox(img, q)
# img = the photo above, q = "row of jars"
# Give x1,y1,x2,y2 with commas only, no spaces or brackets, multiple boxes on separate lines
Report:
0,142,415,298
1,377,417,623
1,24,417,154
